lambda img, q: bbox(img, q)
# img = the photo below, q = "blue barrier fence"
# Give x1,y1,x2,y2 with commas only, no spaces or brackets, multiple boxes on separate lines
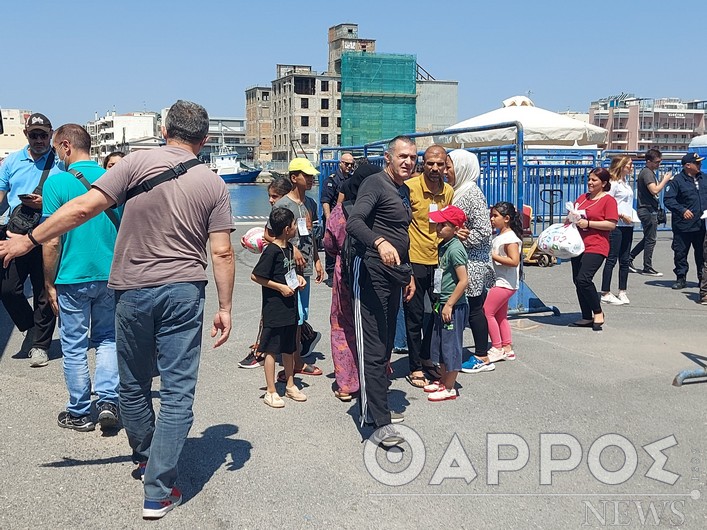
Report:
320,136,683,236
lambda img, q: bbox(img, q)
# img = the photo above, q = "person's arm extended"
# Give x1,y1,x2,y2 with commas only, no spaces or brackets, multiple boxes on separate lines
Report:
322,203,331,220
41,237,61,316
0,188,114,267
250,273,296,297
209,230,235,348
576,218,617,231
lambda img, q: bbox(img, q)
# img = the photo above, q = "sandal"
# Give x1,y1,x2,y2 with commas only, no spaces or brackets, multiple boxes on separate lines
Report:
405,373,429,389
334,390,352,402
277,364,323,382
421,363,442,380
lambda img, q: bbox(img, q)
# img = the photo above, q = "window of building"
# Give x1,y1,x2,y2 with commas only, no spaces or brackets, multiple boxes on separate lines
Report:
321,134,329,145
321,99,330,110
321,80,329,92
337,81,342,92
301,133,309,145
337,99,341,110
301,98,309,109
337,117,341,128
301,116,309,126
337,134,342,145
294,77,316,95
262,92,270,101
321,117,329,128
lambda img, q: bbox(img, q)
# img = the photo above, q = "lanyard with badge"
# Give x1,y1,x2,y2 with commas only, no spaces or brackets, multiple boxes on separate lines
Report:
296,203,309,236
433,244,448,294
281,245,300,290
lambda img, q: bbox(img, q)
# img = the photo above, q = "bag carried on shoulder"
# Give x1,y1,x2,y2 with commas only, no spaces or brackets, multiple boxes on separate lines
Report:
3,150,56,237
537,222,585,259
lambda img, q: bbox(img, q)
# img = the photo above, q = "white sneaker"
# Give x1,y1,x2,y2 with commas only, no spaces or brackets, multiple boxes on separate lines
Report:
264,392,285,408
601,292,623,305
487,347,507,363
617,292,630,305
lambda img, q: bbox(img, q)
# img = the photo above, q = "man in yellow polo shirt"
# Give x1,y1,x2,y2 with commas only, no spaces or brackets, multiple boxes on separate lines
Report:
403,145,454,388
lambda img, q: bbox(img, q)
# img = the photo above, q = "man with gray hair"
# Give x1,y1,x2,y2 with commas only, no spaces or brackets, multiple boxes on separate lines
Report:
0,100,235,520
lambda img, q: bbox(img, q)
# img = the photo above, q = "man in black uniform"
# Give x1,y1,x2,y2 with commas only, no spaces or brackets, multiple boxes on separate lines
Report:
347,136,416,447
664,152,707,290
320,153,354,284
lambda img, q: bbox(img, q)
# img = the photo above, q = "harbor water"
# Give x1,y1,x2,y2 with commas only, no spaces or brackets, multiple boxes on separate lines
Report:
229,183,319,221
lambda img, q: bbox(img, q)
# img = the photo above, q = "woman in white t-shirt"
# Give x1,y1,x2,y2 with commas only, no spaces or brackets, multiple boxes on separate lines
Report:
483,202,523,364
600,156,634,306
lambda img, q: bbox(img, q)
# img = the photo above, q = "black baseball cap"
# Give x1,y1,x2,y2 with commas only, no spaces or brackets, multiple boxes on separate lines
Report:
681,152,704,165
25,113,52,132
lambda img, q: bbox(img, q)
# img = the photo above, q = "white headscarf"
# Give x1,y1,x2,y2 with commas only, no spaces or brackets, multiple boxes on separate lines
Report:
448,149,480,206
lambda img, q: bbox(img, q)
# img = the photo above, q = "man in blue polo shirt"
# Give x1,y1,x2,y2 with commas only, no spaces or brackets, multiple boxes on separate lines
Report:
0,113,59,367
43,124,121,432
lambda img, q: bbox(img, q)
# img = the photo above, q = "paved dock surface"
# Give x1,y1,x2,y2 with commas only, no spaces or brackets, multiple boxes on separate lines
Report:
1,230,705,529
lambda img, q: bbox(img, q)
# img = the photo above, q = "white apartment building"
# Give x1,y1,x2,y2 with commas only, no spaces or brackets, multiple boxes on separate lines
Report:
85,111,160,162
0,109,33,158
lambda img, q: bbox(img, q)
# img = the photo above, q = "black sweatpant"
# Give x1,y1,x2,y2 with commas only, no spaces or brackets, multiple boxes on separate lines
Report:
630,208,658,270
571,252,605,320
672,229,705,281
352,256,401,428
403,262,434,373
0,245,56,349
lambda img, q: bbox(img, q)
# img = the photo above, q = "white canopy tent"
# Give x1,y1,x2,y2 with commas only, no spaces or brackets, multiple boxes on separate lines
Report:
688,134,707,148
436,96,608,147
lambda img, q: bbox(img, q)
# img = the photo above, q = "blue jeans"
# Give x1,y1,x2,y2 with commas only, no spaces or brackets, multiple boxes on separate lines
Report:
57,281,118,417
115,282,205,502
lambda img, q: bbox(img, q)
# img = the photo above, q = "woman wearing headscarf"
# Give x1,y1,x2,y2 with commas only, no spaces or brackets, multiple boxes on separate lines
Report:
323,163,379,401
446,149,496,373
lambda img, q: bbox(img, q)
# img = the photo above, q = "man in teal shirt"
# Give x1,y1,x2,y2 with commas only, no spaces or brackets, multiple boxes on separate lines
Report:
43,124,121,432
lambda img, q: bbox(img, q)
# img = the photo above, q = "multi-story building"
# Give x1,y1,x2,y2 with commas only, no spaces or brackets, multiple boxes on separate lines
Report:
0,108,33,158
589,94,707,152
245,86,272,163
86,111,161,162
247,23,458,165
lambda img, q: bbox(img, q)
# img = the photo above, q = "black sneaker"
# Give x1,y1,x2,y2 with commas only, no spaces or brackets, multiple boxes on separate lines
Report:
300,331,321,359
672,278,687,290
97,402,119,429
238,351,264,369
628,260,638,273
640,267,663,277
57,411,95,432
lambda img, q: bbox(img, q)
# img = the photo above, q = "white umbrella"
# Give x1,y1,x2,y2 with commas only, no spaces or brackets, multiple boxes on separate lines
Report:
436,96,608,147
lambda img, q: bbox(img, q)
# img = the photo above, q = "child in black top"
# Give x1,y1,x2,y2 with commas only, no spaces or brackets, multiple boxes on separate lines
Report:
251,207,307,408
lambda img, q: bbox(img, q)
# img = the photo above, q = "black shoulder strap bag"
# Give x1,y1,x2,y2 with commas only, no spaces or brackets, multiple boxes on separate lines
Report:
67,169,120,231
124,159,202,202
4,150,56,236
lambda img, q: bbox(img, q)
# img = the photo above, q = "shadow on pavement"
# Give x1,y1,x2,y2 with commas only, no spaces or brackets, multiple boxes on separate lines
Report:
178,424,252,504
40,454,133,468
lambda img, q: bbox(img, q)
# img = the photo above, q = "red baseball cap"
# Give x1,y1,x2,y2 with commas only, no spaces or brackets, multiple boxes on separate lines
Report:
429,205,467,227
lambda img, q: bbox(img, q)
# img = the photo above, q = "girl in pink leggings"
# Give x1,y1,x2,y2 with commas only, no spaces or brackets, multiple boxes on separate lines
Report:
484,202,523,363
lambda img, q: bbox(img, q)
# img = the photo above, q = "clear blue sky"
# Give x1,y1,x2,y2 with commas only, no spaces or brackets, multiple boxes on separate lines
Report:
3,0,704,127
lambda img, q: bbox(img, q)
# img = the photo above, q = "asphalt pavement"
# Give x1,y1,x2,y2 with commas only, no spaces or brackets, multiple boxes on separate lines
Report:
0,229,705,529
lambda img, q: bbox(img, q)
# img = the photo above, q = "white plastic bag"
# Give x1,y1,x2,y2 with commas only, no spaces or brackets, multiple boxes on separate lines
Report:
537,223,585,259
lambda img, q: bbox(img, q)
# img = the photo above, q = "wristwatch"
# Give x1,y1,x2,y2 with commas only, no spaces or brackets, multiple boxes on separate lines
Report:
26,228,41,247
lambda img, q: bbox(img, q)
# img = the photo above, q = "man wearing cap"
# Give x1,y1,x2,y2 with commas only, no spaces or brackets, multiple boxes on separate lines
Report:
0,100,235,520
403,145,454,389
265,157,323,386
0,113,59,367
320,153,354,284
664,153,707,290
347,135,417,448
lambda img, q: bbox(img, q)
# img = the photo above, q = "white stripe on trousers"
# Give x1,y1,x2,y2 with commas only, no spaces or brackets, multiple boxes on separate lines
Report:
352,255,368,427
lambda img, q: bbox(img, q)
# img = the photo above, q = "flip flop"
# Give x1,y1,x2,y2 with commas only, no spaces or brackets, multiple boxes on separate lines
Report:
277,364,323,382
405,373,429,389
334,390,353,402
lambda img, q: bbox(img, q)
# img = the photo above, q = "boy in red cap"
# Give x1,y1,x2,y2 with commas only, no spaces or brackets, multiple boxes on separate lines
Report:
424,205,469,401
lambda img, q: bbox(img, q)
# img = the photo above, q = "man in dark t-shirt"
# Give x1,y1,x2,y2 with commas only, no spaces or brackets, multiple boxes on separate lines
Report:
629,149,672,276
346,136,417,448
